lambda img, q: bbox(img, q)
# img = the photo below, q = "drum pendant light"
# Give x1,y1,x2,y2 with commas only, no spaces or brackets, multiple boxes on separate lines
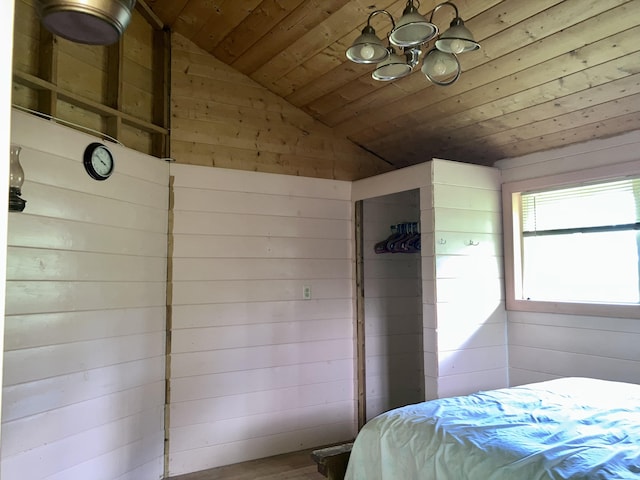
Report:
35,0,137,45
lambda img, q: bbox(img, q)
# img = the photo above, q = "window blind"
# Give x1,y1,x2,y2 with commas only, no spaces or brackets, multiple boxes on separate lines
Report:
522,177,640,234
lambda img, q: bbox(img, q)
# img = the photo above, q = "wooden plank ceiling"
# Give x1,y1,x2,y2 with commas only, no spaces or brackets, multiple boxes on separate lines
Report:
146,0,640,168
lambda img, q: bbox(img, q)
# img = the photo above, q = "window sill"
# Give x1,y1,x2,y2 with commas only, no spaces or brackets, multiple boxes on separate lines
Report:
506,298,640,319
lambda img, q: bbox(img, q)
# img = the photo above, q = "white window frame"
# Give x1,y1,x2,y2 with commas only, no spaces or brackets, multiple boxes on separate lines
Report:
502,159,640,319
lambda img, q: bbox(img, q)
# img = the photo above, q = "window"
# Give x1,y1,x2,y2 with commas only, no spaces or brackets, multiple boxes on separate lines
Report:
503,162,640,319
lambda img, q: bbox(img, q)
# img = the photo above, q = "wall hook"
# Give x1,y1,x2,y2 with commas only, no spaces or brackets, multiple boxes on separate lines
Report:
465,240,479,246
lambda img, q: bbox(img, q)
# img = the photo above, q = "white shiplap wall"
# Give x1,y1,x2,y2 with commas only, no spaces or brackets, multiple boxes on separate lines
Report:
3,110,169,480
496,130,640,387
363,190,423,420
168,164,355,476
353,160,507,403
430,160,508,398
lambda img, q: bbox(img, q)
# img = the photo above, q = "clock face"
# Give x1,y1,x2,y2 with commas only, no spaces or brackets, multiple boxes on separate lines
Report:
84,143,114,180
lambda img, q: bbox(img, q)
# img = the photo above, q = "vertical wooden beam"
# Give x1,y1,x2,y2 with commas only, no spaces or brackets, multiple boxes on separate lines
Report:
37,26,58,116
152,27,171,158
135,0,165,30
164,175,175,478
355,200,367,429
106,39,124,141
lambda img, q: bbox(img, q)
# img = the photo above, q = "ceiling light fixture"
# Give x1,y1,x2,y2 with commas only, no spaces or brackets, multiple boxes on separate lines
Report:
346,1,480,86
35,0,137,45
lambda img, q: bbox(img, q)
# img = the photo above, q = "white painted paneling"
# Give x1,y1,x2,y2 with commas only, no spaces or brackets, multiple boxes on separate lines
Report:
173,234,350,258
509,345,640,383
7,247,166,281
3,110,168,480
171,400,353,453
47,436,165,480
1,381,164,457
432,184,501,212
356,160,506,402
434,208,502,234
352,163,430,201
168,164,355,475
431,160,508,397
6,280,166,314
434,232,502,257
174,188,351,219
171,339,353,382
171,163,351,200
173,210,351,238
172,278,351,305
169,421,353,476
3,358,165,422
439,346,507,376
170,380,353,427
498,130,640,385
173,258,350,281
2,406,164,479
172,298,352,328
495,130,640,182
432,158,502,189
437,322,507,352
4,307,164,349
170,359,353,403
171,318,351,352
7,214,167,256
438,368,509,398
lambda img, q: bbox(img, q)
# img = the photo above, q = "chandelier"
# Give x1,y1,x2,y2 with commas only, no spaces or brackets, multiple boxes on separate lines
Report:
346,1,480,86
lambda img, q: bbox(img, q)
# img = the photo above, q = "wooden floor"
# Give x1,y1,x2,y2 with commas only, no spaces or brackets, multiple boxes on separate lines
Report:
167,448,326,480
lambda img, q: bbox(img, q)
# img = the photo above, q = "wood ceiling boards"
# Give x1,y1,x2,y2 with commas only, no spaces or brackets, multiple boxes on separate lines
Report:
147,0,640,168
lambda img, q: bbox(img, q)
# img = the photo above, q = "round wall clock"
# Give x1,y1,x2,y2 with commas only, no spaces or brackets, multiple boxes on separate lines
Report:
83,142,115,180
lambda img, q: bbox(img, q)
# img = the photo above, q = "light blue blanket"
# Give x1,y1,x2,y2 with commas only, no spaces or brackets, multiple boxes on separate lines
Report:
345,378,640,479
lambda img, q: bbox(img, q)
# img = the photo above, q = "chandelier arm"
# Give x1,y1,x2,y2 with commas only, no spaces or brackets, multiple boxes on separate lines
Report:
366,9,396,30
428,1,459,23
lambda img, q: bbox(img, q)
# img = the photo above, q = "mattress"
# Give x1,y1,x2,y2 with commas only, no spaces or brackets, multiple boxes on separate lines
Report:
344,377,640,479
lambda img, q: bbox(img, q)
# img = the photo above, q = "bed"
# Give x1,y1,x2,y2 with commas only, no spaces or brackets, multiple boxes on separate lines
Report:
344,377,640,479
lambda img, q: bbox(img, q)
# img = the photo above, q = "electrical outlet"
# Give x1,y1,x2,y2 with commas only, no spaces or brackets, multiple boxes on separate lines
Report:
303,285,312,300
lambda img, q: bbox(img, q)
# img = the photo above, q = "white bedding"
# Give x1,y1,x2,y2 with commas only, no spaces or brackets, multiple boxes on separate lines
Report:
345,378,640,479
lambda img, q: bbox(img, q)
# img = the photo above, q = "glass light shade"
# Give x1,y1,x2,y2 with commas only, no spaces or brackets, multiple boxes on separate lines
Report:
9,144,26,212
372,49,412,81
36,0,136,45
389,4,437,47
421,48,460,86
346,26,389,63
435,18,480,53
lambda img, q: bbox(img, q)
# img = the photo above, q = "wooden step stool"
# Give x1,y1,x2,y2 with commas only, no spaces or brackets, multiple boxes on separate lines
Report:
310,443,353,480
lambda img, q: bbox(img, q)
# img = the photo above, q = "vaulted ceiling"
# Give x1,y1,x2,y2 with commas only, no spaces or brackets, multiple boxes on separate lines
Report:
146,0,640,168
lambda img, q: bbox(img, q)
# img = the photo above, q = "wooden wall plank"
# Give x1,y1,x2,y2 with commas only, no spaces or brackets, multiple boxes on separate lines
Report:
170,32,390,180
